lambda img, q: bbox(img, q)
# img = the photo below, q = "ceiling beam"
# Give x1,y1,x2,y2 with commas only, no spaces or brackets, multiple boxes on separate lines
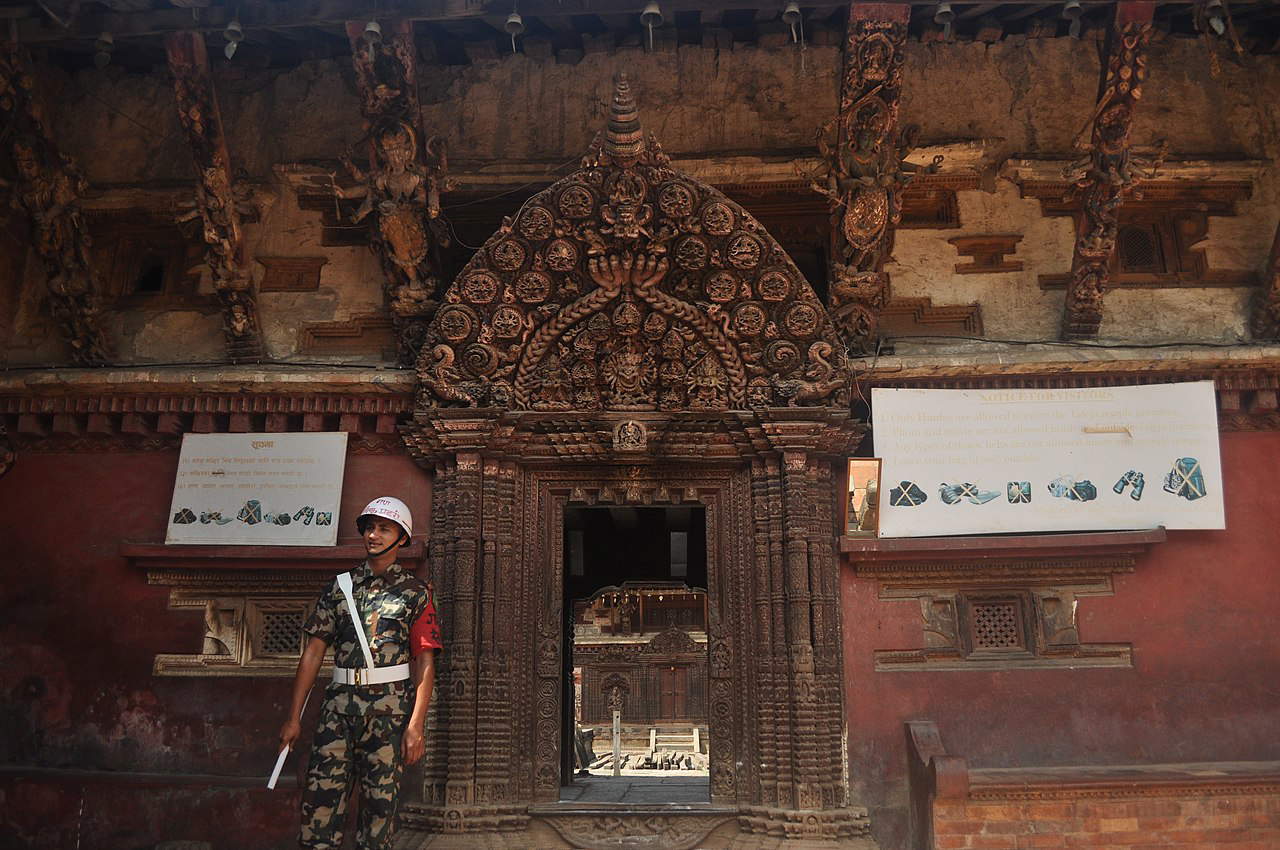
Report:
11,0,1218,44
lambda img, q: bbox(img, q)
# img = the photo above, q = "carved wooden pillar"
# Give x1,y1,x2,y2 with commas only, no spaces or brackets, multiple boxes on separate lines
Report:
819,2,924,354
1250,222,1280,340
1062,1,1158,340
444,450,481,821
164,32,263,362
781,450,821,811
342,19,449,367
0,44,113,365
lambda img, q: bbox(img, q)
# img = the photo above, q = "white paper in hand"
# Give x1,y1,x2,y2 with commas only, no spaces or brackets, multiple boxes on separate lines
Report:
267,745,290,789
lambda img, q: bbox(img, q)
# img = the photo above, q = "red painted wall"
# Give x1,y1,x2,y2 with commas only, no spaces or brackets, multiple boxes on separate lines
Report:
842,430,1280,848
0,445,431,850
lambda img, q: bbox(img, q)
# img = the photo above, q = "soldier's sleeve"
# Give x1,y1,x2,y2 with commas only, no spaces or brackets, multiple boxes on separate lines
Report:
409,594,442,655
303,580,339,645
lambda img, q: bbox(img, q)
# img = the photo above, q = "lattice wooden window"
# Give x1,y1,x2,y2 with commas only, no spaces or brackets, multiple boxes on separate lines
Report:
153,594,320,677
255,607,307,658
966,597,1027,653
1117,224,1164,274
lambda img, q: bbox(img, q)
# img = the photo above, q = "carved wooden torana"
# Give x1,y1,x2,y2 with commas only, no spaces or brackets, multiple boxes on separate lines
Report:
1061,1,1163,340
341,18,450,367
0,44,113,365
399,74,870,846
816,2,937,354
164,32,263,363
1250,221,1280,341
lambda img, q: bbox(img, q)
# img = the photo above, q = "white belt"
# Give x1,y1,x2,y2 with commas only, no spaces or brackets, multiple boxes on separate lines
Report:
332,663,411,686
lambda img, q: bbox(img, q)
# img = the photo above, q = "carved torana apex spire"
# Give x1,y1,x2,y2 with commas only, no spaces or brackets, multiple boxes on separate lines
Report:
605,73,646,162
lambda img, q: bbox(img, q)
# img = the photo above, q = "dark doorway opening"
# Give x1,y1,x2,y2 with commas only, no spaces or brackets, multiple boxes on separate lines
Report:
560,506,711,804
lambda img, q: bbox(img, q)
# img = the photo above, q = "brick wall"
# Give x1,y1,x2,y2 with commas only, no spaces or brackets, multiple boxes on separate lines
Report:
907,721,1280,850
934,792,1280,849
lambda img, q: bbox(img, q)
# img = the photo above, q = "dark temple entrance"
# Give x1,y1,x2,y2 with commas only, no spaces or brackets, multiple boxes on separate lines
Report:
561,507,710,803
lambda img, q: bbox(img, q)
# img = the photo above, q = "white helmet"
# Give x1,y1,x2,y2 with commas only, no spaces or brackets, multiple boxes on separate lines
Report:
356,496,413,540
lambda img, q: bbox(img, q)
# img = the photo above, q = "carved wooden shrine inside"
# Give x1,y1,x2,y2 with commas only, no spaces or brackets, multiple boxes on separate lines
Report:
397,74,871,845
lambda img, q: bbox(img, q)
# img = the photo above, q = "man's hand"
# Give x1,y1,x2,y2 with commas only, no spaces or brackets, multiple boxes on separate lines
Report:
402,725,426,765
279,717,302,751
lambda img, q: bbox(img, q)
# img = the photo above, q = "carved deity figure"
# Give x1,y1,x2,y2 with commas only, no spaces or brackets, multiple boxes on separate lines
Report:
338,119,451,363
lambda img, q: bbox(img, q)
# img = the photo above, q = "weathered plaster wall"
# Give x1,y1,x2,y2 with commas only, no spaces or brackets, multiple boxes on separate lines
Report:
0,444,431,849
841,429,1280,849
6,37,1277,360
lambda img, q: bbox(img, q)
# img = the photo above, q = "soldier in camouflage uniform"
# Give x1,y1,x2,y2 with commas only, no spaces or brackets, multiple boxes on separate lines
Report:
280,496,441,850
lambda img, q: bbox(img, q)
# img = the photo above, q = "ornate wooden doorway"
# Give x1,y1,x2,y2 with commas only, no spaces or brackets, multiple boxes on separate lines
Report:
398,74,872,847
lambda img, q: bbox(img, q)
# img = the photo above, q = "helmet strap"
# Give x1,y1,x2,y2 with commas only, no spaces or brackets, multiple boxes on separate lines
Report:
366,528,408,560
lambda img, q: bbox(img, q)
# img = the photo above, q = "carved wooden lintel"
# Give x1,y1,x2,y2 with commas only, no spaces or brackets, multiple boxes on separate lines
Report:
949,234,1023,275
0,44,114,364
299,313,397,358
879,297,984,339
1061,2,1162,340
340,18,450,368
1250,221,1280,340
164,32,263,363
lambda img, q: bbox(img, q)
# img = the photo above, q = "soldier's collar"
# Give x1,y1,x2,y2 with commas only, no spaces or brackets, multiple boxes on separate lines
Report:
353,560,403,584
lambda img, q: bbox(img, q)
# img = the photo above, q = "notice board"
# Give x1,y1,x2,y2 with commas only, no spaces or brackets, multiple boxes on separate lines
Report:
873,381,1225,538
165,433,349,545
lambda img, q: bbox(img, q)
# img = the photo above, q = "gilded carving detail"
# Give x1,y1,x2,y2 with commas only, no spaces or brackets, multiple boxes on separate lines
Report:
415,73,847,412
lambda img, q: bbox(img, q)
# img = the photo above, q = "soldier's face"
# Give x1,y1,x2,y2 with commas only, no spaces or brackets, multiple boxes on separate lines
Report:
363,518,403,551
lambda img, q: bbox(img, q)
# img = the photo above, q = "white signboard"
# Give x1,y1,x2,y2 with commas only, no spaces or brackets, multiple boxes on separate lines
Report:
166,433,349,545
874,382,1225,538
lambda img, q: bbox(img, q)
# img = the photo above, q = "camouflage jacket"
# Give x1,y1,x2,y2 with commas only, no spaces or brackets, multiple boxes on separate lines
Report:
305,561,433,716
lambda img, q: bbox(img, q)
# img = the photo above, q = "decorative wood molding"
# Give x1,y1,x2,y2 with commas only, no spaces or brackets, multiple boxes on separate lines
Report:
948,235,1023,275
532,810,737,850
880,297,983,338
256,256,327,292
299,313,397,358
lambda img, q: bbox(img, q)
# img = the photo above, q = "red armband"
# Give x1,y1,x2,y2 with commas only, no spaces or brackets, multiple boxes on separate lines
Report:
410,601,442,656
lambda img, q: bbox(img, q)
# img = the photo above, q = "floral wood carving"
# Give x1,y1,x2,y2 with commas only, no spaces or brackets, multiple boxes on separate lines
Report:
813,2,940,354
416,73,847,412
339,19,451,367
540,813,735,850
1250,221,1280,340
164,32,263,362
1060,3,1166,340
0,44,113,364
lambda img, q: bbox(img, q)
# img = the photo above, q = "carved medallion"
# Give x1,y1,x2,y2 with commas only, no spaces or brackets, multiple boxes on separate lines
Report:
491,239,528,271
557,184,595,219
844,188,890,249
727,233,763,269
658,181,696,219
545,238,579,273
705,271,739,302
612,420,647,452
731,302,767,337
612,300,643,336
492,305,524,338
462,343,498,376
757,269,792,301
462,271,499,304
436,305,477,342
518,206,554,240
515,271,552,303
784,302,821,338
766,340,801,372
701,201,735,236
643,311,668,339
675,236,709,270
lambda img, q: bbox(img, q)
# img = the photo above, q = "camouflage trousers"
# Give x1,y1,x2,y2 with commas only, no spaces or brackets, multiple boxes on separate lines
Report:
299,708,406,849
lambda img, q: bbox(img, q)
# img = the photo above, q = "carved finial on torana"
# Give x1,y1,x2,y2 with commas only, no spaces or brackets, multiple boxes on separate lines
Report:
605,72,646,163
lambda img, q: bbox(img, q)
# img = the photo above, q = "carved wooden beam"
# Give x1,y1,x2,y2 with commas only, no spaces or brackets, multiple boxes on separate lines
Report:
1250,221,1280,341
340,18,449,367
1061,1,1161,340
0,44,113,365
164,31,263,363
819,2,938,354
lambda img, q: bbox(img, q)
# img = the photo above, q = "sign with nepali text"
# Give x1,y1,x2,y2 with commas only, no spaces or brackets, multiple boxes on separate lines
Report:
873,382,1225,538
166,433,348,545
